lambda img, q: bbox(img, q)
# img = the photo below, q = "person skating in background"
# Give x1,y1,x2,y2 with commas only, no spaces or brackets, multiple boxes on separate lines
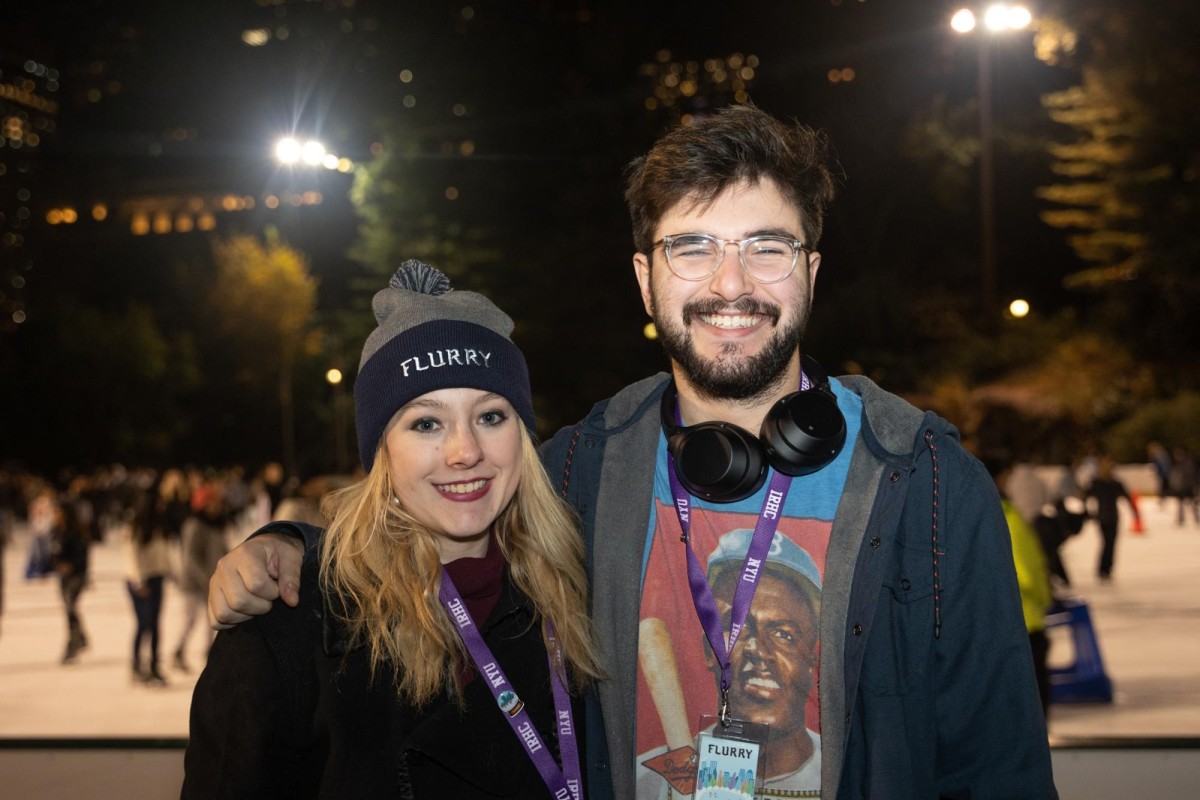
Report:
1168,447,1199,526
1032,458,1088,590
155,468,193,543
172,479,230,672
1147,441,1172,508
1086,455,1143,582
24,482,57,581
36,487,92,665
126,477,175,686
988,459,1054,719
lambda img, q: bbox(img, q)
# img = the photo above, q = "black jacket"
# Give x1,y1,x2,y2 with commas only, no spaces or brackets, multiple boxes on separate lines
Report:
183,557,579,799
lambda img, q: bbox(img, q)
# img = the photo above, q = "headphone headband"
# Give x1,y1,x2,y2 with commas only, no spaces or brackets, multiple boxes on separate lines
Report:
661,355,846,503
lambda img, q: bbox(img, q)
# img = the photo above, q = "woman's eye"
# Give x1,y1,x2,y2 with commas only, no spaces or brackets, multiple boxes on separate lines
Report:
410,417,440,433
479,409,509,426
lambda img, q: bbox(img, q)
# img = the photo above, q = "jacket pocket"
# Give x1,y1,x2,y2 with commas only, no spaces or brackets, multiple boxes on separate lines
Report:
858,568,936,696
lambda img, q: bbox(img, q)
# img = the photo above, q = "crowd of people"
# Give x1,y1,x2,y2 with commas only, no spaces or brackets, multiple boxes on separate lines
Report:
0,462,323,682
987,442,1200,727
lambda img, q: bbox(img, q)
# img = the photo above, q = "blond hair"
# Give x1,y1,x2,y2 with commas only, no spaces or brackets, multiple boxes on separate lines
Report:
318,424,604,705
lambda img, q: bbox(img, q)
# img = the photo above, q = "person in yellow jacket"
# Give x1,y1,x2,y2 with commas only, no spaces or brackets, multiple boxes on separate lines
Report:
986,458,1055,720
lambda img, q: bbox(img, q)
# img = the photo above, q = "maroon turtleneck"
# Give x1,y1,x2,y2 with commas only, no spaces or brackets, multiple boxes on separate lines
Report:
442,533,506,631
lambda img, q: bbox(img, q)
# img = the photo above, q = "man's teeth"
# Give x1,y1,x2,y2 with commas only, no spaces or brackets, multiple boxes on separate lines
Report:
437,479,486,494
701,314,758,329
746,677,780,690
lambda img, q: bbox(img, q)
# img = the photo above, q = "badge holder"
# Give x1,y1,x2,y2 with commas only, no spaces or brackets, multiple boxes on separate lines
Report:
693,714,769,799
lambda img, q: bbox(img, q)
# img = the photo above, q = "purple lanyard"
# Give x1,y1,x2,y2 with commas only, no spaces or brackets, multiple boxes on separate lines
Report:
439,570,582,800
665,383,808,725
668,465,792,725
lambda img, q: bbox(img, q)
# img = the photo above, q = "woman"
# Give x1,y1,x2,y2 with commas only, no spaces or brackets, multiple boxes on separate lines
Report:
172,478,229,672
34,487,91,664
126,476,175,686
183,261,603,799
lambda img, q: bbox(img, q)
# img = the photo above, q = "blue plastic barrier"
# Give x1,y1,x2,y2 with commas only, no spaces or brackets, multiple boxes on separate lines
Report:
1046,597,1114,704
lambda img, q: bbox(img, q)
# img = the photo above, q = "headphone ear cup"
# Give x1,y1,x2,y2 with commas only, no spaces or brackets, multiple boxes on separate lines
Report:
761,390,847,477
668,423,768,502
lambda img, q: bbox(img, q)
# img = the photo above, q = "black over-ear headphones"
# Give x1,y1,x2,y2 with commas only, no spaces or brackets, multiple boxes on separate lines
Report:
660,354,847,503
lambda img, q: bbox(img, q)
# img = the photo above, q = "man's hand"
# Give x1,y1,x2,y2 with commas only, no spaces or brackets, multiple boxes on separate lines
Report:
208,533,305,630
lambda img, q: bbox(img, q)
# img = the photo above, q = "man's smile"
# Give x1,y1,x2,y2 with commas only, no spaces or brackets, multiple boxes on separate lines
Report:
697,313,767,330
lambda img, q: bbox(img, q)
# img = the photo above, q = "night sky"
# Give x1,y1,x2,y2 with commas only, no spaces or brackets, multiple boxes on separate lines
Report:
8,0,1075,300
4,0,1189,471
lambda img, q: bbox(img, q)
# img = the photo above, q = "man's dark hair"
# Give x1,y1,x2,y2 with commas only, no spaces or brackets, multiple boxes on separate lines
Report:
623,104,838,255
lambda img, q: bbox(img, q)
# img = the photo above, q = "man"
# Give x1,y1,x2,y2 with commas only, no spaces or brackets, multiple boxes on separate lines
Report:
1086,454,1143,579
208,105,1056,798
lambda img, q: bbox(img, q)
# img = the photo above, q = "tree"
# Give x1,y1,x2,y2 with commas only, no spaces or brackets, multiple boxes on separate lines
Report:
209,230,319,476
349,127,504,288
1033,1,1200,370
13,301,200,468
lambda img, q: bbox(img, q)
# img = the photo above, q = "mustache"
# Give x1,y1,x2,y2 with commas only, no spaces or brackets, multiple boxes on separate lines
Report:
681,297,782,326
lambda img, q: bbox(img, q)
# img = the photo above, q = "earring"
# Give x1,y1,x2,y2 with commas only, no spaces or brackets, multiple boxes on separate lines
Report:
390,494,401,506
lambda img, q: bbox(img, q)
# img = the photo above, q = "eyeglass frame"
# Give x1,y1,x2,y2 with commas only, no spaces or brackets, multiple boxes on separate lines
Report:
650,233,812,284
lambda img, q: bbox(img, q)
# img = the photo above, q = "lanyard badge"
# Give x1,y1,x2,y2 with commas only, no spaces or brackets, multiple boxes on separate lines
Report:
694,716,771,800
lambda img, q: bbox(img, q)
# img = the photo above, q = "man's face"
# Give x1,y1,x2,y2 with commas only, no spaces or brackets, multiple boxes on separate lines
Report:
711,569,819,734
633,178,820,403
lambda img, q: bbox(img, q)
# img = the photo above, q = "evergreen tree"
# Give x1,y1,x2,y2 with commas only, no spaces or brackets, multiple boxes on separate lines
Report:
1034,0,1200,369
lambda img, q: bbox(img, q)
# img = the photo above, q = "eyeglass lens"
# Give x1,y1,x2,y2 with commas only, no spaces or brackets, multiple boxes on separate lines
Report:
666,235,798,281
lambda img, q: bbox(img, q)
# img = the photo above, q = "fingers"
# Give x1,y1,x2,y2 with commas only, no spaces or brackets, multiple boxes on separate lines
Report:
275,537,304,608
207,535,296,629
208,582,272,633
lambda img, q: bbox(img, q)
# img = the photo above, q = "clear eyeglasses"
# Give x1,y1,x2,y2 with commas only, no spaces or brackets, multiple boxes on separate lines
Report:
652,233,810,283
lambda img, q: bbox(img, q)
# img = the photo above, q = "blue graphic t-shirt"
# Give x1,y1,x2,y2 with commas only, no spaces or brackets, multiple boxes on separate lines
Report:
634,380,862,799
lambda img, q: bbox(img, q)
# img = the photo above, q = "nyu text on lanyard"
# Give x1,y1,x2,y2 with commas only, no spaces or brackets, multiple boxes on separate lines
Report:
439,570,582,800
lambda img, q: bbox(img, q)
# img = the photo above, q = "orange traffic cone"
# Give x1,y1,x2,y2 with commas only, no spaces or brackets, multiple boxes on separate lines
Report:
1130,491,1145,534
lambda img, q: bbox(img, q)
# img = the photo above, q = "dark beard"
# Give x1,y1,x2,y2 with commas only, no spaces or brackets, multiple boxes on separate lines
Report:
655,296,807,403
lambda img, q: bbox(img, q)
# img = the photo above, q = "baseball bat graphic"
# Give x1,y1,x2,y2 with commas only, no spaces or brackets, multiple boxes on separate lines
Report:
639,616,692,751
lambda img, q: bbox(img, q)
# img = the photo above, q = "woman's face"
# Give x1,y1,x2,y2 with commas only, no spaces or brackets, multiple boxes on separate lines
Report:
384,388,523,561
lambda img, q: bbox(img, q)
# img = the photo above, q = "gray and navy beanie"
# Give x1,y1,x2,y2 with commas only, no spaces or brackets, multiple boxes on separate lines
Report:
354,260,535,471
